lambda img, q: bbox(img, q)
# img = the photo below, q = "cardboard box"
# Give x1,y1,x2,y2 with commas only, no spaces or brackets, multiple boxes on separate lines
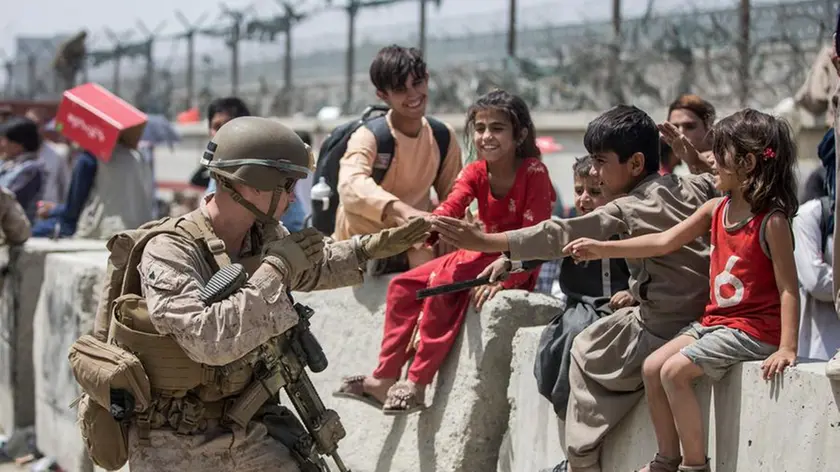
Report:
54,83,147,162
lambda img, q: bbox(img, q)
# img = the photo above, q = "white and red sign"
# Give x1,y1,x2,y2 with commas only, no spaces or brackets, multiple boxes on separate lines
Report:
54,83,147,162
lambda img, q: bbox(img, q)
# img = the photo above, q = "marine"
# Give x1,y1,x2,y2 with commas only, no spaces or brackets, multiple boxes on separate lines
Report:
78,116,430,472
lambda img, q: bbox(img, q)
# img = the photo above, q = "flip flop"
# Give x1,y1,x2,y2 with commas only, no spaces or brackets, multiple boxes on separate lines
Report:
332,375,384,409
382,381,427,416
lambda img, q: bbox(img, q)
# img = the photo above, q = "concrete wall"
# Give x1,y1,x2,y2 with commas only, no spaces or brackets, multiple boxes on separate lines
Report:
28,248,565,472
0,239,105,433
33,251,109,472
504,326,840,472
17,244,840,472
291,281,563,472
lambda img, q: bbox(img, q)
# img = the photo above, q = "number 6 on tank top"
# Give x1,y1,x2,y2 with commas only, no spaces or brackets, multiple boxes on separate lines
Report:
711,245,745,308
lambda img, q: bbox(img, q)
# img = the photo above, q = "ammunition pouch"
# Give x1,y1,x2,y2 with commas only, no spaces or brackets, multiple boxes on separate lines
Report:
110,294,291,434
110,294,218,397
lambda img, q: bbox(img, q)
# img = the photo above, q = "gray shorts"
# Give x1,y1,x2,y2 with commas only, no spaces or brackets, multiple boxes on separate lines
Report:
679,322,778,381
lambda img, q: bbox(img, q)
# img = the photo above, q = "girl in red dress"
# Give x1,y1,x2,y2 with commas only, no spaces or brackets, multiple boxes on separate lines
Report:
565,109,800,472
334,89,555,415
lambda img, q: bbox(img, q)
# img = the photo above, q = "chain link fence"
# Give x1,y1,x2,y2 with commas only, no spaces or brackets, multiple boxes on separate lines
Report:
2,0,836,117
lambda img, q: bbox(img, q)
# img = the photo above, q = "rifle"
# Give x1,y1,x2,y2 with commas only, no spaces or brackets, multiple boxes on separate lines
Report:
276,302,350,472
200,264,351,472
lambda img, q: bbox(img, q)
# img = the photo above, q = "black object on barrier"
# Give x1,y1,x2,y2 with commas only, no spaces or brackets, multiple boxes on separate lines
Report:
416,276,492,300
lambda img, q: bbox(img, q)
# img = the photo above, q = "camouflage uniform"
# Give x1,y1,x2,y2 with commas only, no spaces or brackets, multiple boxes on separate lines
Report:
127,117,429,471
0,186,31,245
129,200,364,471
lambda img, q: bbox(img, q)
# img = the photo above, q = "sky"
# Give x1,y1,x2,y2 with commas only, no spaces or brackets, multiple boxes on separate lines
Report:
1,0,749,61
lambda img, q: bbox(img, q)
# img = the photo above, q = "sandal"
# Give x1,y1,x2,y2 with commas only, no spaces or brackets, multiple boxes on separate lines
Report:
635,453,682,472
382,381,427,416
332,375,384,409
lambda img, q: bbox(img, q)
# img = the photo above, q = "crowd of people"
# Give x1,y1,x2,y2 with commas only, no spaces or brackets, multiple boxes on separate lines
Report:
1,40,839,472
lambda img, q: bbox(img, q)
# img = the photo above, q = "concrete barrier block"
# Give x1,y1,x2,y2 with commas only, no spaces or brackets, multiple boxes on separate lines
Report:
507,324,840,472
292,277,563,472
33,251,109,472
0,238,105,433
497,326,566,472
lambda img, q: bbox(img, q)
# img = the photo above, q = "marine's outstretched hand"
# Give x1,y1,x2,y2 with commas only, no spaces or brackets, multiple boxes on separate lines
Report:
359,217,431,260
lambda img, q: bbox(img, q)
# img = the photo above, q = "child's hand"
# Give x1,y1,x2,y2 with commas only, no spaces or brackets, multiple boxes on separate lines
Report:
609,290,636,310
477,256,512,283
471,283,503,311
761,347,797,380
563,238,606,262
431,216,492,252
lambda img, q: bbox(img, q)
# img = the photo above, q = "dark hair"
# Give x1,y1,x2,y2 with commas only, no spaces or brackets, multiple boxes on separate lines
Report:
1,117,41,152
206,97,251,127
369,45,427,93
659,138,673,168
294,130,313,146
573,155,593,178
465,89,541,160
668,94,716,128
711,108,798,218
584,105,660,176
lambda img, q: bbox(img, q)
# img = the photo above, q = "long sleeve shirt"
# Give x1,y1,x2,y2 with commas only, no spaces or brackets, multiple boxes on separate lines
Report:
0,152,45,222
432,158,555,289
32,151,97,237
505,172,719,336
334,113,462,239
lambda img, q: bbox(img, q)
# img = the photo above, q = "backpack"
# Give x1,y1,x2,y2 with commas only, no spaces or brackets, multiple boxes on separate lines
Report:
310,105,452,235
68,214,228,470
819,195,834,253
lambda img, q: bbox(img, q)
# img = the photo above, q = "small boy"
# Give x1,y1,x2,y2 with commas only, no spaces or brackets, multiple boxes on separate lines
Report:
534,156,635,419
334,45,462,270
431,105,718,472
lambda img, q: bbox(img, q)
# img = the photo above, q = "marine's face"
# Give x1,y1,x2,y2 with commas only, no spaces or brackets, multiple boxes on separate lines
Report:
240,184,295,220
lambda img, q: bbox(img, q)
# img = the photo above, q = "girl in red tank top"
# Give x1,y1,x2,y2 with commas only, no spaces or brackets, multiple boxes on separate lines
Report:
564,109,800,472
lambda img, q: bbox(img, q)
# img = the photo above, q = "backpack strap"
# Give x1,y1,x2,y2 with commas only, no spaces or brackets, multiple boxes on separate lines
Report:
368,116,395,185
179,214,232,271
118,212,232,297
368,115,451,186
427,117,452,183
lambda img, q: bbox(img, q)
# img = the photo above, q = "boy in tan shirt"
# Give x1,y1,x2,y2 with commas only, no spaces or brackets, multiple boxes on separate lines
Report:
335,45,462,269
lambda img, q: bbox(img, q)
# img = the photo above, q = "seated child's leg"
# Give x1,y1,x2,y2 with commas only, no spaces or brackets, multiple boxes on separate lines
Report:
534,304,603,418
661,324,777,467
636,334,696,471
373,262,439,380
659,351,705,467
407,288,472,385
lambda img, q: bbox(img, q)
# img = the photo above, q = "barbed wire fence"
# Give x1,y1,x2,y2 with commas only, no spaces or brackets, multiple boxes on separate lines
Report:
1,0,836,117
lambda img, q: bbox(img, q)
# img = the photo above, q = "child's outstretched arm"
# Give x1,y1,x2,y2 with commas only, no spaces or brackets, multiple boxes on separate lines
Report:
563,197,720,261
432,200,629,258
761,212,800,380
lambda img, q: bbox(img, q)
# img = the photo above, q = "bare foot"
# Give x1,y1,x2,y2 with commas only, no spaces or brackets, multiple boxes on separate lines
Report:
362,376,396,404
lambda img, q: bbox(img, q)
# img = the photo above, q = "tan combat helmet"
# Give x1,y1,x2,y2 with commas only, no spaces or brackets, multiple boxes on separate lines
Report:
201,116,314,223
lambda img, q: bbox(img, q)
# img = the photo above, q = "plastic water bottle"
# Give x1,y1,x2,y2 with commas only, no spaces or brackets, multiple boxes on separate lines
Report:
310,177,332,211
